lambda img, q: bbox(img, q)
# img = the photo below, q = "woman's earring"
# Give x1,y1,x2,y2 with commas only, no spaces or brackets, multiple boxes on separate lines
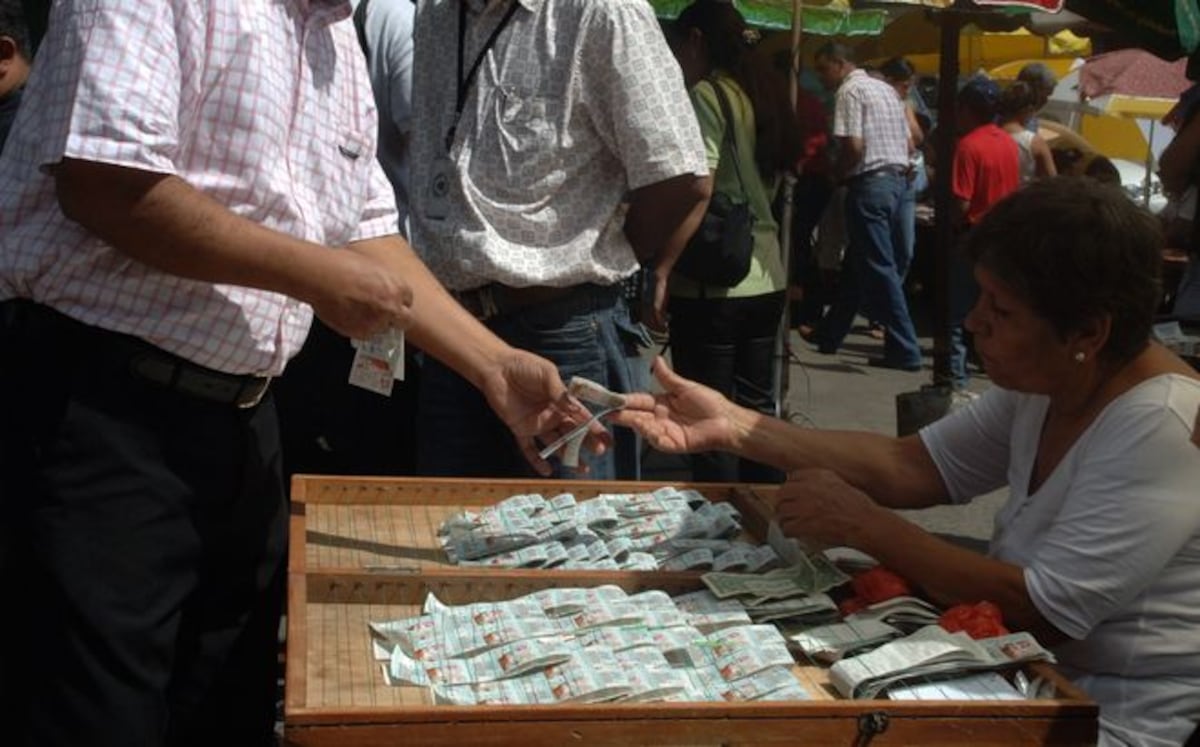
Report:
1073,351,1086,363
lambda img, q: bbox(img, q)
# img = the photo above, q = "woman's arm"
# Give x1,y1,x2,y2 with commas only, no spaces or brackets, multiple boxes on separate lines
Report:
731,409,948,509
776,470,1065,642
904,103,924,150
1031,134,1057,179
1159,113,1200,196
611,358,950,509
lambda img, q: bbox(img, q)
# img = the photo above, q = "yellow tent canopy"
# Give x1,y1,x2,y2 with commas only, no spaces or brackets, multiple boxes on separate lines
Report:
987,56,1077,81
857,12,1089,75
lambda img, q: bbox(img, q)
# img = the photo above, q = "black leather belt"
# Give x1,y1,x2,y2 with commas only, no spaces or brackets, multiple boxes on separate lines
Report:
127,353,271,409
0,299,271,409
453,283,584,321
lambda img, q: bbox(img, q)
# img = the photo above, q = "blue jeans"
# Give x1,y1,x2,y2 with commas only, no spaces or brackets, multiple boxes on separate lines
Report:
816,171,922,366
896,180,917,281
944,246,979,389
668,292,786,484
417,284,650,480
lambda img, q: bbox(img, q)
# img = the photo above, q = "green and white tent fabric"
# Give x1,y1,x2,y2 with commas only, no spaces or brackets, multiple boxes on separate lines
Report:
650,0,887,35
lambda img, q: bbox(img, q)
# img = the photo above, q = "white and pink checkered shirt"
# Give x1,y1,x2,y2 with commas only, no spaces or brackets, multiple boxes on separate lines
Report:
833,69,911,178
0,0,399,375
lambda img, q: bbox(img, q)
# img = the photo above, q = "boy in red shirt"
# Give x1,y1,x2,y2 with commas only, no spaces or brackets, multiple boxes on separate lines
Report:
945,78,1020,390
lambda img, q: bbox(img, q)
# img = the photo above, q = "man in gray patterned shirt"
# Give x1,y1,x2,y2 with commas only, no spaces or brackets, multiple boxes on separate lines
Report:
409,0,711,479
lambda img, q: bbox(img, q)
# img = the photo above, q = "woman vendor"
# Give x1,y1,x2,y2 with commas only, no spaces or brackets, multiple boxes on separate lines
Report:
611,178,1200,746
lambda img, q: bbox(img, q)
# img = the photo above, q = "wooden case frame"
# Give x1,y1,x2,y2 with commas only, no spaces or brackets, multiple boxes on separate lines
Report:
285,475,1098,746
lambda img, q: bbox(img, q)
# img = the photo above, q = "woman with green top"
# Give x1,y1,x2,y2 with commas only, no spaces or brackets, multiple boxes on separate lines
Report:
665,1,793,483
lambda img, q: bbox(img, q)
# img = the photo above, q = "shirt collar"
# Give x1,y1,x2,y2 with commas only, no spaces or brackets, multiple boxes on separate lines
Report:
295,0,353,24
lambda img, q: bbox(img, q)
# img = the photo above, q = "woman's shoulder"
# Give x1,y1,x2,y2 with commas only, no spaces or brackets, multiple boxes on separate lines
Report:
1096,372,1200,439
1008,127,1035,146
1134,372,1200,411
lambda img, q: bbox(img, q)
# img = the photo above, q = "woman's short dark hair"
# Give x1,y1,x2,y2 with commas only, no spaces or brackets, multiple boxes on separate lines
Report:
672,0,797,175
0,0,32,56
965,177,1162,364
879,56,915,83
674,0,749,76
1084,155,1121,186
998,81,1037,119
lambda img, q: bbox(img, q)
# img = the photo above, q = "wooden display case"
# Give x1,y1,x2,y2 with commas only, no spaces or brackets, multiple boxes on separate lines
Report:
285,475,1098,746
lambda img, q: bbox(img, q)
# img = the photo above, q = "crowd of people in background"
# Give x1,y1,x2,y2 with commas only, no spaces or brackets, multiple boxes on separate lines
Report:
0,1,1197,746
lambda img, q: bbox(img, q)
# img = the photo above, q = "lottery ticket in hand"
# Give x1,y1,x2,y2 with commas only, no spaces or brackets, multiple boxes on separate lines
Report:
539,377,628,467
348,328,405,396
568,376,628,409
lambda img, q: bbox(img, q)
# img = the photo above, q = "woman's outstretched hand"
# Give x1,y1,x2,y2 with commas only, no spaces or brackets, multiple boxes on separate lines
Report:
606,356,738,455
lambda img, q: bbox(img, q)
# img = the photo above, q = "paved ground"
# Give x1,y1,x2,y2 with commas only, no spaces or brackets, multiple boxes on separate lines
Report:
642,315,1005,548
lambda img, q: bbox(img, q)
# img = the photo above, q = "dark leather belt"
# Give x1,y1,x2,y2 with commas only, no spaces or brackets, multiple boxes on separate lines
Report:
453,283,582,321
127,353,271,409
0,299,271,409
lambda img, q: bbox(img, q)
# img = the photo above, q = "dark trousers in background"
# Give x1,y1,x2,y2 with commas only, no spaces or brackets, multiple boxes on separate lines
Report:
0,302,286,747
668,291,786,484
784,174,835,329
944,238,981,389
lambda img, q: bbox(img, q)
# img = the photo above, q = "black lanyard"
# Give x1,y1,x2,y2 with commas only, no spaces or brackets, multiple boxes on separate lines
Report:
448,0,520,152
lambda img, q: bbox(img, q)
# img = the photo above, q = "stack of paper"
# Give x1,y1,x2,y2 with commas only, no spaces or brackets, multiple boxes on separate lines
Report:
370,586,809,705
439,486,797,571
829,625,1055,699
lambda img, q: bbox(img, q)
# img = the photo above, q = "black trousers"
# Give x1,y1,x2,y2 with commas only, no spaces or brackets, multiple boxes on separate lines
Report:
668,291,786,484
274,317,420,479
0,302,286,747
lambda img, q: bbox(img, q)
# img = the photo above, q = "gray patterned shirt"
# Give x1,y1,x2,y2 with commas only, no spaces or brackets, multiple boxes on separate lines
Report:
409,0,707,290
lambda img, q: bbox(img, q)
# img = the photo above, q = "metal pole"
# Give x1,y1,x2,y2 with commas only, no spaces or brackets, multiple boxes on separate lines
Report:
1144,118,1155,210
896,4,964,436
931,8,963,387
773,0,804,419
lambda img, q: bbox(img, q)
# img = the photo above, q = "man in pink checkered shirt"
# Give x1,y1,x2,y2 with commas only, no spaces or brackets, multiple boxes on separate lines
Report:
810,42,923,372
0,2,598,745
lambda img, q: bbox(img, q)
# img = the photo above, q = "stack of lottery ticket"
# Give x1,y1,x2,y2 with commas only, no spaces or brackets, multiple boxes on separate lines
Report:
886,672,1025,701
371,586,810,705
348,328,405,396
829,625,1054,699
670,589,754,633
650,538,781,574
437,486,784,571
674,624,796,682
786,619,903,664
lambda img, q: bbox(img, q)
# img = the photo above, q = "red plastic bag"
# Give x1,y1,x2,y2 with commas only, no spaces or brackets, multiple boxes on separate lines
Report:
939,601,1010,639
851,567,912,604
838,596,870,617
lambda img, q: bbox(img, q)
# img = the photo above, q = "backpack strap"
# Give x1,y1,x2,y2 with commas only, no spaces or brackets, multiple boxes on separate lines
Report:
707,74,749,202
